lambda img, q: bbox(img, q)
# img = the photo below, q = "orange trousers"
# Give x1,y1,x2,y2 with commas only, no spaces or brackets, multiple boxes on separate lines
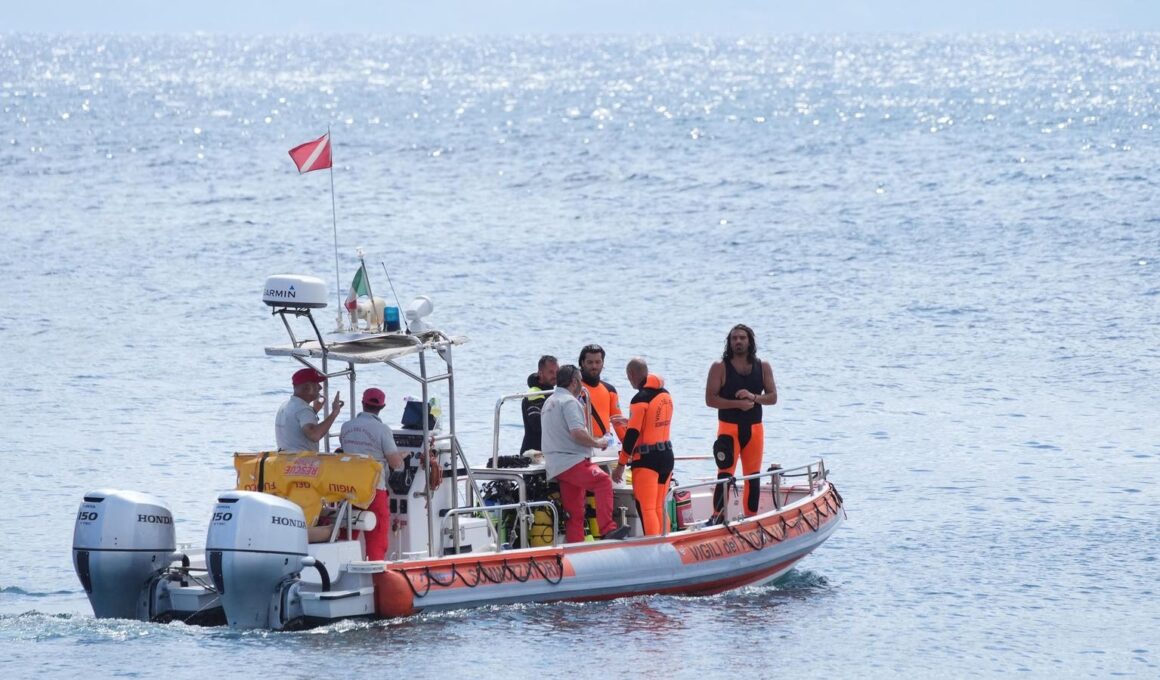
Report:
713,422,764,515
631,452,674,536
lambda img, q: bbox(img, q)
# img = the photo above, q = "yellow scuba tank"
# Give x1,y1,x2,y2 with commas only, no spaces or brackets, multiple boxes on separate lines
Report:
529,507,555,547
585,494,602,539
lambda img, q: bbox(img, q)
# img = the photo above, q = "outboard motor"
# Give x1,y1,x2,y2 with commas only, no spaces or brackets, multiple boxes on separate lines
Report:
206,491,308,629
72,489,177,619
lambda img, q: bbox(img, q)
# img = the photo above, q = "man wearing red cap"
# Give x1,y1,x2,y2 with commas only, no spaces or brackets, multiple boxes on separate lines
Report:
339,387,402,561
275,367,345,452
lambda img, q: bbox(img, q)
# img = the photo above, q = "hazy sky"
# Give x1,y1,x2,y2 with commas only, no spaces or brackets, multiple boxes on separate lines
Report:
6,0,1159,33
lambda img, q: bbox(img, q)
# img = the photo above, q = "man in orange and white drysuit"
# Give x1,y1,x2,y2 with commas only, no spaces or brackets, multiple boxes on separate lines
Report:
705,324,778,519
578,343,628,443
613,358,675,536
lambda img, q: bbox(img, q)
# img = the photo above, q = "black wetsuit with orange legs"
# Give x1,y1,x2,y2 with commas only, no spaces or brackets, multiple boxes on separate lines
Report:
714,361,765,515
620,374,674,536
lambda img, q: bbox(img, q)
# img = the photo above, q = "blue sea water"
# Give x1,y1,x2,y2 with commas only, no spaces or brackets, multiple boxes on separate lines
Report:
1,33,1158,678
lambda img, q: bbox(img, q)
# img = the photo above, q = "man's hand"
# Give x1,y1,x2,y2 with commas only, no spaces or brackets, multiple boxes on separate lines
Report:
612,464,625,484
331,393,344,413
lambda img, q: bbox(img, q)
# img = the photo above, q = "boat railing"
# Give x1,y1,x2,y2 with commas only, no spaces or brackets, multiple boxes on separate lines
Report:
323,499,358,543
662,459,828,534
437,433,500,555
491,391,546,465
441,499,560,553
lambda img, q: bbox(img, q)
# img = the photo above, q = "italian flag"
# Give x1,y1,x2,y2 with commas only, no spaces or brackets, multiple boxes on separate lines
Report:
344,264,369,312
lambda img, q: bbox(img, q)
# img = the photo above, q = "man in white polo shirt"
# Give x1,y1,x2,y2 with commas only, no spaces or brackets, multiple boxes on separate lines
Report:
541,364,630,542
274,367,344,452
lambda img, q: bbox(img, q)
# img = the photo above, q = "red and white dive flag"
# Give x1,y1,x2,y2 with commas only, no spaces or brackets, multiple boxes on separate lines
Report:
288,132,332,174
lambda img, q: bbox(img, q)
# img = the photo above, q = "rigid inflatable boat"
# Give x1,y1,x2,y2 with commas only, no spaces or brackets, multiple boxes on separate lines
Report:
72,273,845,629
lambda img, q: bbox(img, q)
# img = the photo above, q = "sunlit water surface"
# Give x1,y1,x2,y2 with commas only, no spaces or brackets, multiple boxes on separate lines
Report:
1,33,1157,678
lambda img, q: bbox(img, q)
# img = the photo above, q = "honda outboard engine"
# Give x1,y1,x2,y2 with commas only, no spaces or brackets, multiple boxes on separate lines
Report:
206,491,308,629
72,489,177,619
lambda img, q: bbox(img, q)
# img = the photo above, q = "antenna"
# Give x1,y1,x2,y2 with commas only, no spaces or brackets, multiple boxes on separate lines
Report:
380,262,410,333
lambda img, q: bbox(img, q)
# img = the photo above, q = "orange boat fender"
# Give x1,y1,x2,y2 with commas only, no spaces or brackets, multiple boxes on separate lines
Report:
374,570,416,618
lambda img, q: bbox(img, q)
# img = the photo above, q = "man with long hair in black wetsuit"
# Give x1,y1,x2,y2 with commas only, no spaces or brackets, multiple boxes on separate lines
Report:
704,324,778,520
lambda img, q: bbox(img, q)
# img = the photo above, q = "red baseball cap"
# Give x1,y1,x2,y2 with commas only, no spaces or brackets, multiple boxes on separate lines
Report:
362,387,386,407
292,368,327,385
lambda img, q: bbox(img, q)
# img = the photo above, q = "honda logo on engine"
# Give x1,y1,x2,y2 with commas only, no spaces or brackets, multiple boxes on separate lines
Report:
271,515,306,528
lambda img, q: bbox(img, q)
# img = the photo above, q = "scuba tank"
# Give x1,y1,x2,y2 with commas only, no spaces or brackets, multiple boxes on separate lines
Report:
585,495,602,540
529,506,555,547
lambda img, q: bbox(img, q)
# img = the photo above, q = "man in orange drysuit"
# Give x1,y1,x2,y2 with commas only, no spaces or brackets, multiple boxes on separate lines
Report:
705,324,778,520
613,357,675,536
578,344,628,444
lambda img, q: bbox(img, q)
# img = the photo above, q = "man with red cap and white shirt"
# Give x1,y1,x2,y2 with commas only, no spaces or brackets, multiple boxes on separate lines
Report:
339,387,403,561
275,367,344,452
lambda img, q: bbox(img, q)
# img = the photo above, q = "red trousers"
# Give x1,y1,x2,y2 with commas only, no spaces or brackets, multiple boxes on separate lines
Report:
364,489,390,561
556,460,617,543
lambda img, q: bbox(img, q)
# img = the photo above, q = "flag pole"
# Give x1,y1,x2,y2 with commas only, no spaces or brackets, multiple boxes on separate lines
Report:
327,126,343,330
